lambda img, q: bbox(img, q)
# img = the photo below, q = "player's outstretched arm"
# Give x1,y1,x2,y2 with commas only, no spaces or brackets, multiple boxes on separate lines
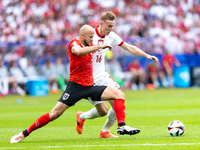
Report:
120,42,158,63
72,44,112,56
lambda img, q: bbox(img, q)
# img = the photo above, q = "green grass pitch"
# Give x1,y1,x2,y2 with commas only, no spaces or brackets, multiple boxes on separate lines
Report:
0,88,200,150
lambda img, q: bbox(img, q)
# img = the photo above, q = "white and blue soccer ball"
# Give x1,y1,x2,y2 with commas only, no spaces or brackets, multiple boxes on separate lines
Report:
168,120,185,136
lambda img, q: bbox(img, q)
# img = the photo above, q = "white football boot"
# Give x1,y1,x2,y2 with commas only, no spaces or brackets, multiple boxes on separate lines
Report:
117,125,140,135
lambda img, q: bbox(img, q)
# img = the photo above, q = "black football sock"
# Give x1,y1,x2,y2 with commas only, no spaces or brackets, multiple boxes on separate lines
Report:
22,129,29,137
118,122,126,126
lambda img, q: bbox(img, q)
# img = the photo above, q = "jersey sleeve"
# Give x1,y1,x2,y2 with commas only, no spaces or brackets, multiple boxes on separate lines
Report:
69,40,79,53
110,31,124,46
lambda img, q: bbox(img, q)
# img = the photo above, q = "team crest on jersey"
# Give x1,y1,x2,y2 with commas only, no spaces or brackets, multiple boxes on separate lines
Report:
63,93,70,100
98,40,104,45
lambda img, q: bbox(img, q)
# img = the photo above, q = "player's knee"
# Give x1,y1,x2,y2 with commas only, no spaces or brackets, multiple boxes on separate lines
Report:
96,105,108,117
95,102,108,116
116,90,125,99
49,109,62,120
98,108,108,116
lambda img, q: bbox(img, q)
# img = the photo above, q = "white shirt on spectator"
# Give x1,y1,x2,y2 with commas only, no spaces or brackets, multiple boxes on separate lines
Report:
149,4,168,19
165,35,183,54
30,2,48,17
77,0,90,11
95,0,116,8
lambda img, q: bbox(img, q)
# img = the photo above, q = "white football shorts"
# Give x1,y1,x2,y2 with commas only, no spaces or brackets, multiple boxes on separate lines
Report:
88,72,120,105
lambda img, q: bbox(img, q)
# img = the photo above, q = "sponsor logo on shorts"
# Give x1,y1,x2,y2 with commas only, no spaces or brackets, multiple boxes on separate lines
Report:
63,93,70,100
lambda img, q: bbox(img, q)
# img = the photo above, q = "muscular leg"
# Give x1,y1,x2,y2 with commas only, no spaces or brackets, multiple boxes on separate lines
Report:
76,86,139,136
78,100,117,133
49,102,70,120
79,85,123,122
28,102,69,134
102,100,116,132
79,102,108,120
95,102,108,116
76,99,118,138
100,86,125,126
79,85,124,127
10,102,70,143
101,86,140,135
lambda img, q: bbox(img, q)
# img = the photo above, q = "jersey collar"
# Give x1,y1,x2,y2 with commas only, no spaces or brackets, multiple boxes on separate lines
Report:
95,25,105,38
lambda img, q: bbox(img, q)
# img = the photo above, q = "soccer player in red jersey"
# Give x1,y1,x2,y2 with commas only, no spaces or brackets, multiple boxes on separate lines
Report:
10,24,140,143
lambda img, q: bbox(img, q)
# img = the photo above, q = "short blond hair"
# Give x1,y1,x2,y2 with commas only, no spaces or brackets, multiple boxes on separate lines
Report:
100,11,116,22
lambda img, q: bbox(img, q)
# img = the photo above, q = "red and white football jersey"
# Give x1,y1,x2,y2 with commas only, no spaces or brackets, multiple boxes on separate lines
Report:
92,26,124,80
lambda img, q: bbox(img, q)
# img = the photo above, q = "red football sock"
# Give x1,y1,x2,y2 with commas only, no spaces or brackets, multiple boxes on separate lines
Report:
27,113,52,134
114,99,126,124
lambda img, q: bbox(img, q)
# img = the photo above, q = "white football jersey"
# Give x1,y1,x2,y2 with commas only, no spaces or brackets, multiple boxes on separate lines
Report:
92,26,124,80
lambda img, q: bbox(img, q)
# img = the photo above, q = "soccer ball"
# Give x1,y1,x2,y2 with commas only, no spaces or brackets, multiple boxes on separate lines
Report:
168,120,185,136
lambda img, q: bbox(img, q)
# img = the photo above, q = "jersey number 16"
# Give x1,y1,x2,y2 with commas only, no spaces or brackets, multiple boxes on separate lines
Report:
96,55,102,63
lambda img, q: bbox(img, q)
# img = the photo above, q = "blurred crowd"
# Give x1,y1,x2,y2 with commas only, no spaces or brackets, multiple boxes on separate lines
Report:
0,50,181,96
0,0,200,96
105,50,181,90
0,57,69,96
0,0,200,56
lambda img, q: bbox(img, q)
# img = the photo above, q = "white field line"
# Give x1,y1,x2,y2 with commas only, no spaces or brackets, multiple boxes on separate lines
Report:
1,143,200,149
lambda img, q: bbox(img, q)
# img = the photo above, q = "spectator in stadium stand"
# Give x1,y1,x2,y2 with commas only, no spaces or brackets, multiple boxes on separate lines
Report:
194,33,200,54
10,24,140,143
1,0,200,55
54,57,68,91
147,62,168,89
40,59,59,94
0,59,26,96
127,59,146,91
21,58,39,79
8,60,27,96
106,57,133,89
0,59,10,96
162,50,181,87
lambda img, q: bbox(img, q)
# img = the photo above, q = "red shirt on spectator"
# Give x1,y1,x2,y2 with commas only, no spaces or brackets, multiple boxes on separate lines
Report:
162,54,176,69
128,59,142,71
148,64,157,73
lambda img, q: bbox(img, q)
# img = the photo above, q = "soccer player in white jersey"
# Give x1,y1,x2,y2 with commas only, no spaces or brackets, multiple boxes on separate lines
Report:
76,11,158,138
